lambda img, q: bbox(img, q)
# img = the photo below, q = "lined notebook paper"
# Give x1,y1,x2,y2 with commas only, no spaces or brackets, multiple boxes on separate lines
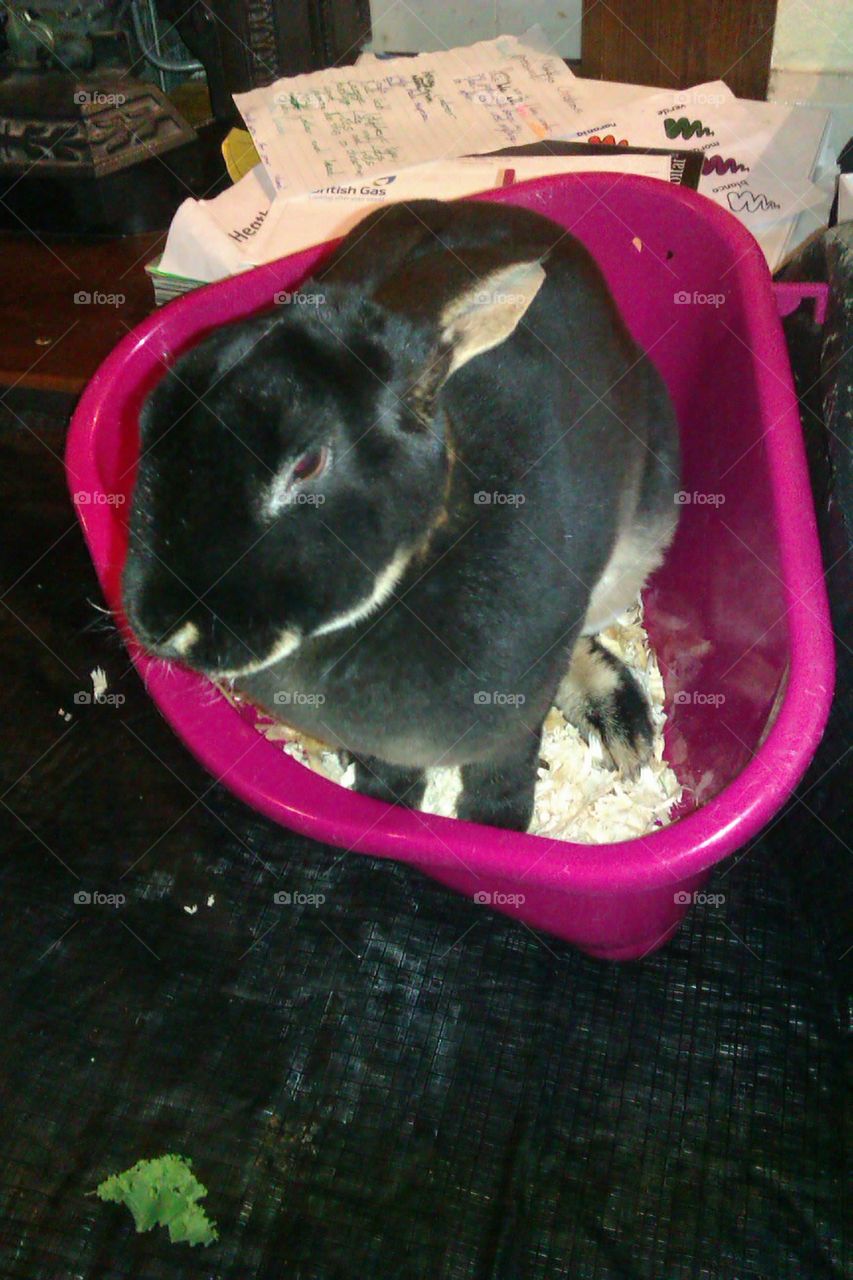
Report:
233,34,585,196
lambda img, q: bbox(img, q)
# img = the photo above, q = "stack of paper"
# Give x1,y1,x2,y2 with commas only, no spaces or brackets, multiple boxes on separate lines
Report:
551,78,835,272
153,31,837,302
155,149,694,299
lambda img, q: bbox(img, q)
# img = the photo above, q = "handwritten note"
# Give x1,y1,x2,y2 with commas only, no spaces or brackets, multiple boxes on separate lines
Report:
233,35,584,197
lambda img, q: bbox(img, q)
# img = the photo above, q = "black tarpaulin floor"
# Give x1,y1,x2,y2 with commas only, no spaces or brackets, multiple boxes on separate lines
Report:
0,375,849,1279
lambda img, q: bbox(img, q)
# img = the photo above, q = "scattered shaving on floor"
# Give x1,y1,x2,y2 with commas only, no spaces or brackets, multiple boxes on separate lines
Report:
235,601,682,843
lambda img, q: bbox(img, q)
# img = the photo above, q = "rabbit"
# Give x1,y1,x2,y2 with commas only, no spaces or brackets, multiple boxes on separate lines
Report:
122,197,681,832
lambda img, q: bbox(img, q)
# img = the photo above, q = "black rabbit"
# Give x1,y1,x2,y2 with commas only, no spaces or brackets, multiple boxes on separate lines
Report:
123,198,680,832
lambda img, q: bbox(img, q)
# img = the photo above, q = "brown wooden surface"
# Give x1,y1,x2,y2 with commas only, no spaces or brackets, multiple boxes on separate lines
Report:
0,231,162,395
581,0,779,100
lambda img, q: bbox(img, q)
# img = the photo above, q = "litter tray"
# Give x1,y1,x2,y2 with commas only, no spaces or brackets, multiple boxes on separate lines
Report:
66,174,834,960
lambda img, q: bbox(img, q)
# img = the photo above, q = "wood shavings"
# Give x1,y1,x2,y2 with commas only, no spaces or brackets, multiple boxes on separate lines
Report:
415,603,681,841
253,717,356,787
233,600,682,843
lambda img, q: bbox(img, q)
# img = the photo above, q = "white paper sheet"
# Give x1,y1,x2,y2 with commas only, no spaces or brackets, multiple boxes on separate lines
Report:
233,33,586,197
160,152,674,285
159,162,275,281
553,83,834,268
554,78,736,143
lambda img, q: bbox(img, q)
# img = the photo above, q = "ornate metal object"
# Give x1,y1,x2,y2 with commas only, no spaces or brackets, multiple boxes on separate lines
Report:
0,72,196,176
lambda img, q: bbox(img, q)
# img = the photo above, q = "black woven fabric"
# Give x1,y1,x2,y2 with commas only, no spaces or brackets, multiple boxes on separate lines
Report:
0,376,848,1280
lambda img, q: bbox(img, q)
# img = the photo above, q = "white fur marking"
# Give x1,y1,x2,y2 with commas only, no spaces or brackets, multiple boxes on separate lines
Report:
214,549,410,679
261,469,298,520
216,626,302,679
583,518,676,635
312,548,412,639
169,621,200,655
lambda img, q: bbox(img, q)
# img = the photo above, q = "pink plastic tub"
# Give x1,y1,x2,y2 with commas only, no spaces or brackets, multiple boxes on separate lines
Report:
66,175,834,960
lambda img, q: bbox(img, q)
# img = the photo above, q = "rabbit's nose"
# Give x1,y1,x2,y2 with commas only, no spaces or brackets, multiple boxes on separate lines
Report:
138,621,200,660
124,600,199,660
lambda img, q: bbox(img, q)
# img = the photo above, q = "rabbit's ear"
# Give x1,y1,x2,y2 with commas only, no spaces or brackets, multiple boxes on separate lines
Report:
439,259,546,377
400,258,546,430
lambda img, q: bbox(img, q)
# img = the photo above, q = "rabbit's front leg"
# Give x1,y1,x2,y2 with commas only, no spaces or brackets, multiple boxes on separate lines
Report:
354,755,427,811
457,728,543,832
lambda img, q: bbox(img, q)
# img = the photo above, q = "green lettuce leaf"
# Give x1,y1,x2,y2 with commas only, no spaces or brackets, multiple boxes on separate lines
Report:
95,1154,218,1247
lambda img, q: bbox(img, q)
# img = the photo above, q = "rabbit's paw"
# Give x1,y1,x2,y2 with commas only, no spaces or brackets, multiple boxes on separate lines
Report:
557,636,654,778
354,756,427,810
457,733,541,832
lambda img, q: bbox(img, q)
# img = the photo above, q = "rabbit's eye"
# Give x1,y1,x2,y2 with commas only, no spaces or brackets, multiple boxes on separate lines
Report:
260,446,331,520
292,447,328,483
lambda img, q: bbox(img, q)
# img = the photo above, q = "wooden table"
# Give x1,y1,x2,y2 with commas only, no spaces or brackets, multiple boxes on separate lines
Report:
0,230,163,395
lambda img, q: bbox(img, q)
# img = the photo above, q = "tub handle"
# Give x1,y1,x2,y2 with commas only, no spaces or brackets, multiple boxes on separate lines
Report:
773,281,829,325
